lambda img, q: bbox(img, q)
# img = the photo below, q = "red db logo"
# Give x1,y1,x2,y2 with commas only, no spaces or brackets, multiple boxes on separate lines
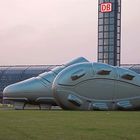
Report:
101,3,112,13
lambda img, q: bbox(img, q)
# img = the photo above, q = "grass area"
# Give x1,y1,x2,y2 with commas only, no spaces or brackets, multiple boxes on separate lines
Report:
0,110,139,140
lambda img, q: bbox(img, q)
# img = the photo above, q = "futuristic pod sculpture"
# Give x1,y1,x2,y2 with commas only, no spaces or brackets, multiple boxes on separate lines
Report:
53,62,140,110
3,57,88,109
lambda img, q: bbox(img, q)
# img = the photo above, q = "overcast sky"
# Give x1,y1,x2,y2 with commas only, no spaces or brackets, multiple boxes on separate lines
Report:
0,0,140,65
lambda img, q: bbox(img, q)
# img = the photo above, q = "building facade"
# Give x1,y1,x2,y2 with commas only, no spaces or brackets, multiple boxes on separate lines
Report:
98,0,121,66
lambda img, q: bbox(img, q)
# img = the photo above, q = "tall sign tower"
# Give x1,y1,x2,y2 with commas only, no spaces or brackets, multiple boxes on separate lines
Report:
98,0,121,66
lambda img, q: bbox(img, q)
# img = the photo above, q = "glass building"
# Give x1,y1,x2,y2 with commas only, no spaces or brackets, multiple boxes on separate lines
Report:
98,0,121,66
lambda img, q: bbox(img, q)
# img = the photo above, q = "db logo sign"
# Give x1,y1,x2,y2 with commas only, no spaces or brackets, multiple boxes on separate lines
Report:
101,3,112,13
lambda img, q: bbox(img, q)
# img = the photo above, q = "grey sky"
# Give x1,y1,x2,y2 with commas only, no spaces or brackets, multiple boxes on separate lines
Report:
0,0,140,65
